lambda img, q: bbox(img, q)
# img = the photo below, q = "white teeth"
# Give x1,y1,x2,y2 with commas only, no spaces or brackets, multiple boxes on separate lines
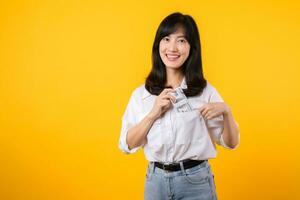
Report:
166,54,180,59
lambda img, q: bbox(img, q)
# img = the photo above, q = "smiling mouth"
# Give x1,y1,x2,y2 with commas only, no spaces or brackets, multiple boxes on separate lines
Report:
166,54,180,61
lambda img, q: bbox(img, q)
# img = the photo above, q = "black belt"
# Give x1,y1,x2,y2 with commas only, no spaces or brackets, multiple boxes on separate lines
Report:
154,159,206,172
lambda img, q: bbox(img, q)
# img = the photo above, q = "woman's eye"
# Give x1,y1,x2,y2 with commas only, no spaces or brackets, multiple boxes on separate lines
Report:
178,39,186,43
163,37,169,42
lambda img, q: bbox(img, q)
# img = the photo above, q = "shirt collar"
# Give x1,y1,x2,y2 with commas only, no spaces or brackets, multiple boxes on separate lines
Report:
142,76,187,100
180,76,187,89
142,87,151,100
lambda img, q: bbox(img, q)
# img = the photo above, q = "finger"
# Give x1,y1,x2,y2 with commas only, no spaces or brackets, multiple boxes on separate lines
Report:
201,107,210,116
203,111,209,119
161,99,171,107
161,88,174,95
161,102,171,111
198,107,205,114
162,94,173,99
162,104,171,113
206,115,212,120
204,109,214,119
201,104,214,115
206,111,217,119
199,104,209,113
209,110,223,119
162,94,176,103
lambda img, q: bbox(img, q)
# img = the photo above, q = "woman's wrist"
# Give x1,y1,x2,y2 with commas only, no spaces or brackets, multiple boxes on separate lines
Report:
146,112,159,122
223,103,231,116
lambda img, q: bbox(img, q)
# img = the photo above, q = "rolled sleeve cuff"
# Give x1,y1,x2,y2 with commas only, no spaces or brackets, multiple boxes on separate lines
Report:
118,129,140,154
219,133,240,150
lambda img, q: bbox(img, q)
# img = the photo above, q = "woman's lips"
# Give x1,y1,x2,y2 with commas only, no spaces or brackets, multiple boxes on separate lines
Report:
166,54,180,61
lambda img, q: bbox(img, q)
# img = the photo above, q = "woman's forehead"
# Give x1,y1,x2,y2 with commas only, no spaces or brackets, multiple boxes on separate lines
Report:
166,26,186,37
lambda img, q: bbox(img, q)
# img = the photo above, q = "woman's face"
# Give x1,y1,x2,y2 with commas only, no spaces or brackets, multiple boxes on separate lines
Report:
159,27,190,71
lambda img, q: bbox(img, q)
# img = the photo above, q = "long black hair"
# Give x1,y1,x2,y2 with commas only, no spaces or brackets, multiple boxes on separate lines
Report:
145,12,207,97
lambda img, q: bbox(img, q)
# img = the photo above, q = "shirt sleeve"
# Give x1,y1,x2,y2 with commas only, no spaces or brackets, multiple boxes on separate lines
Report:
206,84,239,150
118,89,142,154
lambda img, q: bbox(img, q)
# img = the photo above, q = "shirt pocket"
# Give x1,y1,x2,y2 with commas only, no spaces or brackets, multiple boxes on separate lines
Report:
206,115,223,128
174,110,206,144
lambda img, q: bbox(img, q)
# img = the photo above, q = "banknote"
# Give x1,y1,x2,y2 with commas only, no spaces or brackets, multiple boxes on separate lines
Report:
170,87,193,112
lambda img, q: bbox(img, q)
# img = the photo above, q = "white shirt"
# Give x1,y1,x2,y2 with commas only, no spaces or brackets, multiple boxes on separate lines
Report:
118,77,239,163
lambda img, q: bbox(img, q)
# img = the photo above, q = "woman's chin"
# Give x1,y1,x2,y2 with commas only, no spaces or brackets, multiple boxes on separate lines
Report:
165,64,183,70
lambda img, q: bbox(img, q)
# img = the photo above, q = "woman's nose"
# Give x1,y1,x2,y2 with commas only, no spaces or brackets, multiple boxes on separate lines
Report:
168,41,178,51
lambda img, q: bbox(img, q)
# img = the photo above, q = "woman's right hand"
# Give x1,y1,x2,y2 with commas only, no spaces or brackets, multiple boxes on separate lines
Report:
148,88,176,120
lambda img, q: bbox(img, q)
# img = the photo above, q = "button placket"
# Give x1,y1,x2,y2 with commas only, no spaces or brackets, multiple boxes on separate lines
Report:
170,109,177,162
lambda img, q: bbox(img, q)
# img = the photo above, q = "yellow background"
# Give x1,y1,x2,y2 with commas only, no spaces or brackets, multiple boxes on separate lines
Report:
1,0,299,199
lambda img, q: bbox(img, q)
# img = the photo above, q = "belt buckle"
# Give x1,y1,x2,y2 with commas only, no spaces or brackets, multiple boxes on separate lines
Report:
162,163,171,171
163,163,174,171
162,164,167,171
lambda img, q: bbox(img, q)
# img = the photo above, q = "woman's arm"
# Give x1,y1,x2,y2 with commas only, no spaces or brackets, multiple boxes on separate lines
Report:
221,106,240,149
126,114,156,150
199,102,240,149
127,88,175,150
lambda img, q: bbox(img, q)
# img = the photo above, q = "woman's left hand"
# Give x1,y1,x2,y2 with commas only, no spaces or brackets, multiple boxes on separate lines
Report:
198,102,230,120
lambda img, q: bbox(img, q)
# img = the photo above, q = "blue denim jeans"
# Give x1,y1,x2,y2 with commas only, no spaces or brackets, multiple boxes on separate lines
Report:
144,160,218,200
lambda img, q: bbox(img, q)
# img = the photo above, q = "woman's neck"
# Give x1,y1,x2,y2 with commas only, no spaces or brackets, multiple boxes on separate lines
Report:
166,69,184,89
